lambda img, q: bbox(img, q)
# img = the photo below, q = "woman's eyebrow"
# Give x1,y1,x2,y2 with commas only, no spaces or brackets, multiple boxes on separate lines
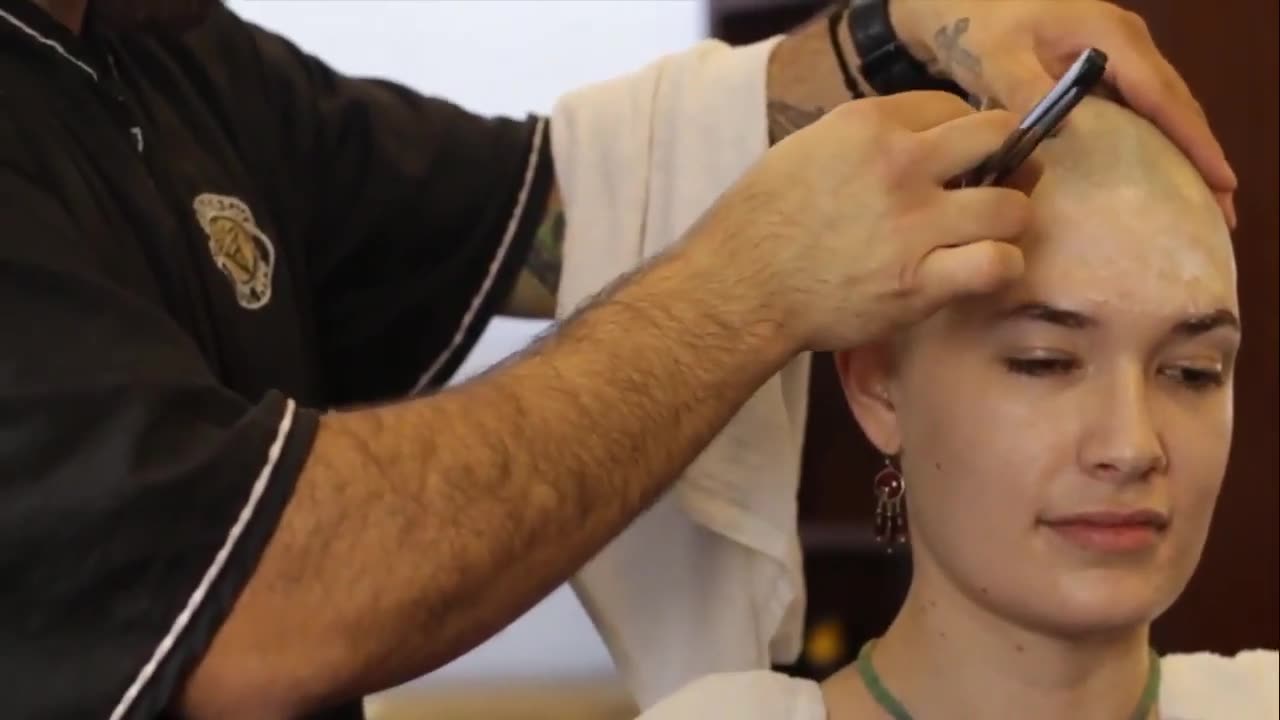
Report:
998,302,1095,329
1171,308,1240,337
993,303,1240,337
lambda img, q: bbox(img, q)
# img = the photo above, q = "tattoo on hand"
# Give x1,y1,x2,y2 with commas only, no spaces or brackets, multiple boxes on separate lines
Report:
933,17,983,79
768,101,828,144
528,209,566,295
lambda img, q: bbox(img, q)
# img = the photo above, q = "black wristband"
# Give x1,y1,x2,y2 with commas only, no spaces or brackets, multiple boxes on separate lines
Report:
847,0,965,97
828,9,865,99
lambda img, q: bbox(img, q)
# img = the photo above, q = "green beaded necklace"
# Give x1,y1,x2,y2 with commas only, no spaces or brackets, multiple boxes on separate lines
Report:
854,639,1162,720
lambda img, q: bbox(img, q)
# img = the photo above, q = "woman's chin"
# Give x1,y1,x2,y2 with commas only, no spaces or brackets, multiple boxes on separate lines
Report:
1026,573,1174,640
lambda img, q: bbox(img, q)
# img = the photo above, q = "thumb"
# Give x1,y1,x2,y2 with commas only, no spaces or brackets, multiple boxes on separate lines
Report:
913,240,1025,308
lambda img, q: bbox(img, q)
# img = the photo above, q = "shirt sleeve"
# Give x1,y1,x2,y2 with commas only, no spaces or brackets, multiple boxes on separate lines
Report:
236,10,556,405
0,169,321,720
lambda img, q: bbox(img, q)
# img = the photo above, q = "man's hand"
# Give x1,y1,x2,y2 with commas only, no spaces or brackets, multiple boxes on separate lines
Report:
767,1,1237,229
697,91,1036,353
887,0,1238,228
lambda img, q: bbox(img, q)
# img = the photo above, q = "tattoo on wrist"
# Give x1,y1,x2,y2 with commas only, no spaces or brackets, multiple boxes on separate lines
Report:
933,17,983,79
767,101,828,144
528,209,566,295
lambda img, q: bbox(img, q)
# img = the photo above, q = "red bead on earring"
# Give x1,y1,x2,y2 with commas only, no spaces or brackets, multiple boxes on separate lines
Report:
873,459,907,551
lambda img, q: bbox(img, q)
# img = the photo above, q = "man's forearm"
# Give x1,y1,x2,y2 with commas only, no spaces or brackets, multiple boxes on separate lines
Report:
766,4,863,143
765,1,958,143
181,221,794,717
507,5,867,322
506,3,910,321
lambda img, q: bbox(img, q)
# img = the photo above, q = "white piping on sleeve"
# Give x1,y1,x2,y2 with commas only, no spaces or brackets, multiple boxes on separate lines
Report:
109,398,298,720
410,115,548,395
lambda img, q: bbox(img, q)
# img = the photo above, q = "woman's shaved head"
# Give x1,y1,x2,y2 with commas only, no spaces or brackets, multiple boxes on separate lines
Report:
836,95,1239,639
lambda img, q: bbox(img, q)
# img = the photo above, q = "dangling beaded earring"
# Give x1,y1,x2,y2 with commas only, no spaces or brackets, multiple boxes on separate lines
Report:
873,457,907,551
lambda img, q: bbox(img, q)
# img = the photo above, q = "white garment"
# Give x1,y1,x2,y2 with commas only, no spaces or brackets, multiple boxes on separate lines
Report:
549,35,810,711
637,651,1280,720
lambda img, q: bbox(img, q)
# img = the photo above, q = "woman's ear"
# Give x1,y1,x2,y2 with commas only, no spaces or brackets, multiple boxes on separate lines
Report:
831,343,903,456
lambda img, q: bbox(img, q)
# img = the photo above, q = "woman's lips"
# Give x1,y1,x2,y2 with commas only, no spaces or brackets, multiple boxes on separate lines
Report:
1040,510,1170,553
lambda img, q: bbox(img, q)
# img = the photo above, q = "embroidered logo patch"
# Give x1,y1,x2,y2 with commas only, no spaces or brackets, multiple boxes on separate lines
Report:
193,193,275,310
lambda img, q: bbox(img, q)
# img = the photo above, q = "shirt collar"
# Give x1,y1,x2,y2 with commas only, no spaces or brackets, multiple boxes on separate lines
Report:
0,0,107,84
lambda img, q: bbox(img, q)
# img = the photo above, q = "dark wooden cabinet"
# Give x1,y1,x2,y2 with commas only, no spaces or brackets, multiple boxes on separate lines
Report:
707,0,1278,676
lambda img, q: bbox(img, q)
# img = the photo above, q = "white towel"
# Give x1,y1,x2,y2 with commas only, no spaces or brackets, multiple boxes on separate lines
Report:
1159,649,1280,719
549,35,811,711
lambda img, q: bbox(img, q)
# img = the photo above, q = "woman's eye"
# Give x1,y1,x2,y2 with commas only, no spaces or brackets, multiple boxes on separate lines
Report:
1003,356,1079,377
1162,365,1226,391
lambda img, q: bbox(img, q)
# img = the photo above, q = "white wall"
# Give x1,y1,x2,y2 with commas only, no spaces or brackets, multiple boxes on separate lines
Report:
228,0,705,117
225,0,707,688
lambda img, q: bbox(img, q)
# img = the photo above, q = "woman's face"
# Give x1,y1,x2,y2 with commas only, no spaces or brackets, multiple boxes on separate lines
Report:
837,179,1239,639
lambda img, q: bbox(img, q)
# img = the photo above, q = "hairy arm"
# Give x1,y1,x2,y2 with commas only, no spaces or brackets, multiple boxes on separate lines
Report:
765,3,980,142
766,5,863,144
503,5,978,319
505,6,861,319
181,215,794,718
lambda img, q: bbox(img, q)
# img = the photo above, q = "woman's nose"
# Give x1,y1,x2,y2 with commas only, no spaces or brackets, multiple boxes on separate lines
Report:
1080,369,1167,481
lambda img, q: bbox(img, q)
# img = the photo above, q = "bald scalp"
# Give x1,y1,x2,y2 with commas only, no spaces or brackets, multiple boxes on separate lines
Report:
890,95,1236,353
1033,96,1223,228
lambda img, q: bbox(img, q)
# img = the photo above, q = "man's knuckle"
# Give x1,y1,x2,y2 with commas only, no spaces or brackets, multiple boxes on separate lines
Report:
874,135,924,187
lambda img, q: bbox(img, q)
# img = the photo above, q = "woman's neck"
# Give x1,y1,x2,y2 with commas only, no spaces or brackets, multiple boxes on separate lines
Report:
823,569,1156,720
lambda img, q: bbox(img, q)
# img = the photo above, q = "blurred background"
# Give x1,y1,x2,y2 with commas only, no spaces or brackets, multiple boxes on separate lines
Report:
227,1,1278,717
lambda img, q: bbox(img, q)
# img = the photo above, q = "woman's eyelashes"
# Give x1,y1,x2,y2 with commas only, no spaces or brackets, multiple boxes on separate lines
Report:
1159,364,1226,391
1003,355,1079,377
1001,353,1227,392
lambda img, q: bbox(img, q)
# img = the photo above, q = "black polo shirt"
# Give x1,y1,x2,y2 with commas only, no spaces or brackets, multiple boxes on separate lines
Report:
0,1,553,718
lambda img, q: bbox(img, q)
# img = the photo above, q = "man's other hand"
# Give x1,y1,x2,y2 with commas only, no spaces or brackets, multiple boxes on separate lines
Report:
890,0,1237,228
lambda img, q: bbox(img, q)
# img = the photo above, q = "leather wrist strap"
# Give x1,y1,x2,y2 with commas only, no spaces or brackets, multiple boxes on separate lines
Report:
828,9,865,99
846,0,965,96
